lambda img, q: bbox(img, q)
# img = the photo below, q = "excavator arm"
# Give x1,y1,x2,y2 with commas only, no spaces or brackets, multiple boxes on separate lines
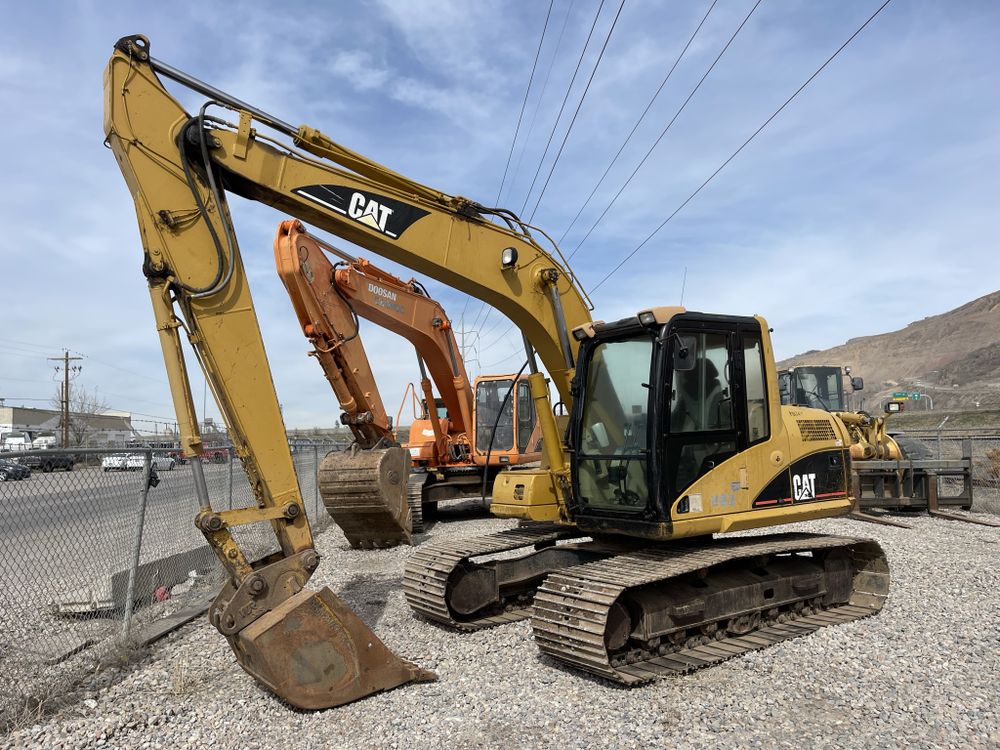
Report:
274,221,394,448
103,35,591,708
276,220,474,452
275,218,475,549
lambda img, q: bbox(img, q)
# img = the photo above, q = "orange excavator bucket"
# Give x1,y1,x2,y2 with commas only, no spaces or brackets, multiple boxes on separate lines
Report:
319,445,414,548
227,586,435,709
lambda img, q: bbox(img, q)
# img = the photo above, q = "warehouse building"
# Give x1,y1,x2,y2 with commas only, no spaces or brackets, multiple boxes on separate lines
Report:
0,405,135,449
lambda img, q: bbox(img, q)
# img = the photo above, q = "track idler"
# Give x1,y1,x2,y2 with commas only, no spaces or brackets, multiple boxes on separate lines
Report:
211,551,435,709
319,445,413,548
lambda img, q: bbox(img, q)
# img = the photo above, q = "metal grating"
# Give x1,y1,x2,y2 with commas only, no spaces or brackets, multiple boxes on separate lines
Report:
797,419,836,441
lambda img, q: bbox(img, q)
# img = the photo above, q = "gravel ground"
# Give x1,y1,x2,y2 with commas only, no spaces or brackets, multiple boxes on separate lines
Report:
5,501,999,750
0,451,332,723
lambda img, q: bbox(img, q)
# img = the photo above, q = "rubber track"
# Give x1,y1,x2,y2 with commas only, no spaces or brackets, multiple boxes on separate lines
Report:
407,473,425,534
532,533,888,684
404,524,587,630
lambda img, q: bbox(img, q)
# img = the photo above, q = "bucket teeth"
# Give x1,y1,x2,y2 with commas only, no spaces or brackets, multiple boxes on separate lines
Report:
319,446,413,548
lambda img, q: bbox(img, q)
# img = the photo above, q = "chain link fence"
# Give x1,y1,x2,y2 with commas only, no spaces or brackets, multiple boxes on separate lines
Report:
887,430,1000,513
0,442,338,731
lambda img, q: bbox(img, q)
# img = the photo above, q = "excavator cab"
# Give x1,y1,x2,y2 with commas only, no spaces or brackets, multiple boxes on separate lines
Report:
569,310,772,535
472,374,539,464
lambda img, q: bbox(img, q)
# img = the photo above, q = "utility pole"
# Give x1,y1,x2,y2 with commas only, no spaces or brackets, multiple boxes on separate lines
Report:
49,351,82,448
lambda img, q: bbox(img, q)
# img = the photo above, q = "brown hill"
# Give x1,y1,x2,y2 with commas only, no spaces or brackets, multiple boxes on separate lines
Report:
778,290,1000,411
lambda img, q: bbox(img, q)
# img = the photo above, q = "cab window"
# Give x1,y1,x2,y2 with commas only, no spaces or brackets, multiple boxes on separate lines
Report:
516,381,535,453
743,333,769,443
475,379,514,452
666,331,736,496
669,333,732,433
576,335,653,511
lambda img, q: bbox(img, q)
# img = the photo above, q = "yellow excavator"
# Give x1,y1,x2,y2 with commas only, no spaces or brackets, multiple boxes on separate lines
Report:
103,35,889,708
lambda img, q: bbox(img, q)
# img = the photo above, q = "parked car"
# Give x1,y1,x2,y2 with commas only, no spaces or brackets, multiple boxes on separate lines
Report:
0,459,32,481
167,447,229,464
17,452,74,472
101,453,130,472
125,454,176,472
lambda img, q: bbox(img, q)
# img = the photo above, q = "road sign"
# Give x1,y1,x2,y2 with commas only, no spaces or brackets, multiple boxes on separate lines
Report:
911,392,921,400
892,392,908,398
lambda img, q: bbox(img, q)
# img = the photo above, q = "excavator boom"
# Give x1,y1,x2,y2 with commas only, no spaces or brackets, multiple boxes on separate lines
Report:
278,220,475,440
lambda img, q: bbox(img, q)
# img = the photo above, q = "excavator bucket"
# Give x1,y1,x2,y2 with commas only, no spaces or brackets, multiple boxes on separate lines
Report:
319,446,414,548
229,585,435,709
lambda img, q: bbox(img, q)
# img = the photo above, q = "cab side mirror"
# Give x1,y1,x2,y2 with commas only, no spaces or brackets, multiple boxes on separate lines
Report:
851,377,864,391
672,335,697,372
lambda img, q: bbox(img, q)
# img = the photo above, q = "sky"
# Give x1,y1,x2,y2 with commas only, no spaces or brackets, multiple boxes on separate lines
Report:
1,0,998,433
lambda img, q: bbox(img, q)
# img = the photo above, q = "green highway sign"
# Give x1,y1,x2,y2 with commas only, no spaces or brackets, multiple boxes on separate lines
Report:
892,392,908,398
911,392,921,400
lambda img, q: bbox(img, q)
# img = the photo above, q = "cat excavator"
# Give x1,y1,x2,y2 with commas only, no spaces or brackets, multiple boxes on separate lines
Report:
274,219,540,548
103,35,889,710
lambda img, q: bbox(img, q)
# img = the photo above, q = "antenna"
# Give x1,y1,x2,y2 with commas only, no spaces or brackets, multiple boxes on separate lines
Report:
679,266,688,306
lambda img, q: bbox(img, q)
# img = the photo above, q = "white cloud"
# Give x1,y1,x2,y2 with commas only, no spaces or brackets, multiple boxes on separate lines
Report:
1,0,998,435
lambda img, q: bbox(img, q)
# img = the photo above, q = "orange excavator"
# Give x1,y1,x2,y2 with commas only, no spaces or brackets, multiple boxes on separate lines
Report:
275,220,540,548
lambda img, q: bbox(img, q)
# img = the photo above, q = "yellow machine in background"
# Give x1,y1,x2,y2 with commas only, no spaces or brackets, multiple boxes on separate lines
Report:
103,35,889,708
779,364,901,460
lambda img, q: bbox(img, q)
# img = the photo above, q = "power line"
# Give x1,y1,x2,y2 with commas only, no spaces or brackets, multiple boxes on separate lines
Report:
501,0,576,207
0,348,61,361
469,1,576,336
568,0,764,260
462,0,556,326
556,0,719,245
0,342,168,386
0,337,67,355
591,0,895,293
0,376,42,385
478,316,514,349
72,351,169,386
479,323,521,353
527,0,628,222
493,0,555,210
518,0,608,217
483,345,528,370
472,0,604,338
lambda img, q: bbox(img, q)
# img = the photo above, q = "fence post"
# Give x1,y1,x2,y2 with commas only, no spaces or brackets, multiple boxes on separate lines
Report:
935,416,950,458
313,444,320,520
121,449,152,639
227,445,234,510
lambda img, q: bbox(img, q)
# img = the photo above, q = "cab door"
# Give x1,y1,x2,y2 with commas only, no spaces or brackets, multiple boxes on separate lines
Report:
661,321,744,501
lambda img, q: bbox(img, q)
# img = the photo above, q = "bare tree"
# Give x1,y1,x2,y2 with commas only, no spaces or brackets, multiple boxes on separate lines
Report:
51,385,112,447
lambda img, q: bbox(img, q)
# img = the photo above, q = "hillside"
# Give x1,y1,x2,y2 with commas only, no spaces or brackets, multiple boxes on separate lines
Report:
778,290,1000,412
